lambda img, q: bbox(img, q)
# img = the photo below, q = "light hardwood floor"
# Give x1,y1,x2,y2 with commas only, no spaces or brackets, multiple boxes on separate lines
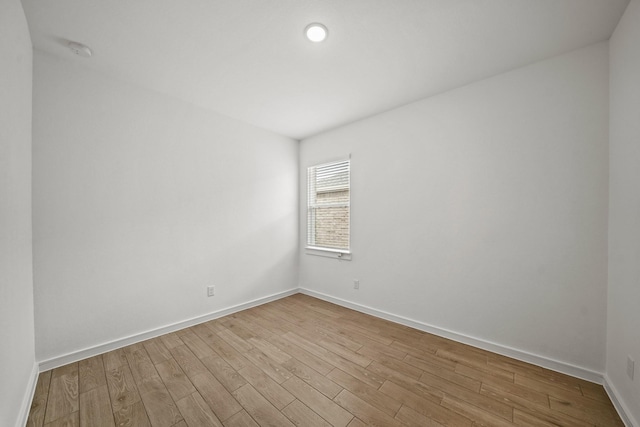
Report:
27,294,623,426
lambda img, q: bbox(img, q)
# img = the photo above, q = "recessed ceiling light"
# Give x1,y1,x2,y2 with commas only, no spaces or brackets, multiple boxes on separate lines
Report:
305,23,328,43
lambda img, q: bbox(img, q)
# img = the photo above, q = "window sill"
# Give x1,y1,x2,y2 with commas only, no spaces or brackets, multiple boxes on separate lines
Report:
305,246,352,261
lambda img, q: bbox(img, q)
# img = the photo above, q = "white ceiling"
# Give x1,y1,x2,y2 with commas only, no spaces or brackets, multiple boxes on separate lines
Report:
21,0,629,140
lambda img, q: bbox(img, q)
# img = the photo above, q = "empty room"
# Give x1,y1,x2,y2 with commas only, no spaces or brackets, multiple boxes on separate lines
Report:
2,0,639,426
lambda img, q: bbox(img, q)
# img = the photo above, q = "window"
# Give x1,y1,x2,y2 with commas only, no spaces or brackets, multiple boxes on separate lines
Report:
307,159,350,252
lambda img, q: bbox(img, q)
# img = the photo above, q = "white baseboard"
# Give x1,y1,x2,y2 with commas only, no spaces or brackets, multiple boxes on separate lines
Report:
604,375,638,427
38,288,298,372
299,288,603,384
16,362,39,427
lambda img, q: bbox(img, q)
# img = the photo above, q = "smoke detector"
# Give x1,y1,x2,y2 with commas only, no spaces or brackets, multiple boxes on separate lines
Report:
67,41,92,57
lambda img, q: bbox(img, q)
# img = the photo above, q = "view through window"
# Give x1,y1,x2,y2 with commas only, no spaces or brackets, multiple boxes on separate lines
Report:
307,159,350,251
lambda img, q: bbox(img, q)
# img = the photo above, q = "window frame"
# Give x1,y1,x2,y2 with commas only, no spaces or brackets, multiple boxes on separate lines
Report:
305,158,351,258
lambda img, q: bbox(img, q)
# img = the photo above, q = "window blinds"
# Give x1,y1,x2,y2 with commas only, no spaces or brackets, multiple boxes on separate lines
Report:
307,159,350,251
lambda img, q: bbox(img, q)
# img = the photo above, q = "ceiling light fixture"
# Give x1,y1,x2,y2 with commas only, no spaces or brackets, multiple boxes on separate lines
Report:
67,41,93,57
305,23,328,42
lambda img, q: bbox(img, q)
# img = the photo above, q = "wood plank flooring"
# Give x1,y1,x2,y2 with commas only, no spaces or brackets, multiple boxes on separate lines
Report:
27,294,624,426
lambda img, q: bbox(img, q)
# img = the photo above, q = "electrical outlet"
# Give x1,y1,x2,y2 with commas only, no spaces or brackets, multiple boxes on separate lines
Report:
627,356,635,380
207,286,215,297
353,279,360,290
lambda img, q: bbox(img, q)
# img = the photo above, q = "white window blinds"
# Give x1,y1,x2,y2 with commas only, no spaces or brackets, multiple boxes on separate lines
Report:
307,159,350,251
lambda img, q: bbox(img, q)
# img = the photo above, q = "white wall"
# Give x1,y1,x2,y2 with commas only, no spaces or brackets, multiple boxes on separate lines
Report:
300,43,609,374
608,0,640,424
0,0,36,426
32,51,299,363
